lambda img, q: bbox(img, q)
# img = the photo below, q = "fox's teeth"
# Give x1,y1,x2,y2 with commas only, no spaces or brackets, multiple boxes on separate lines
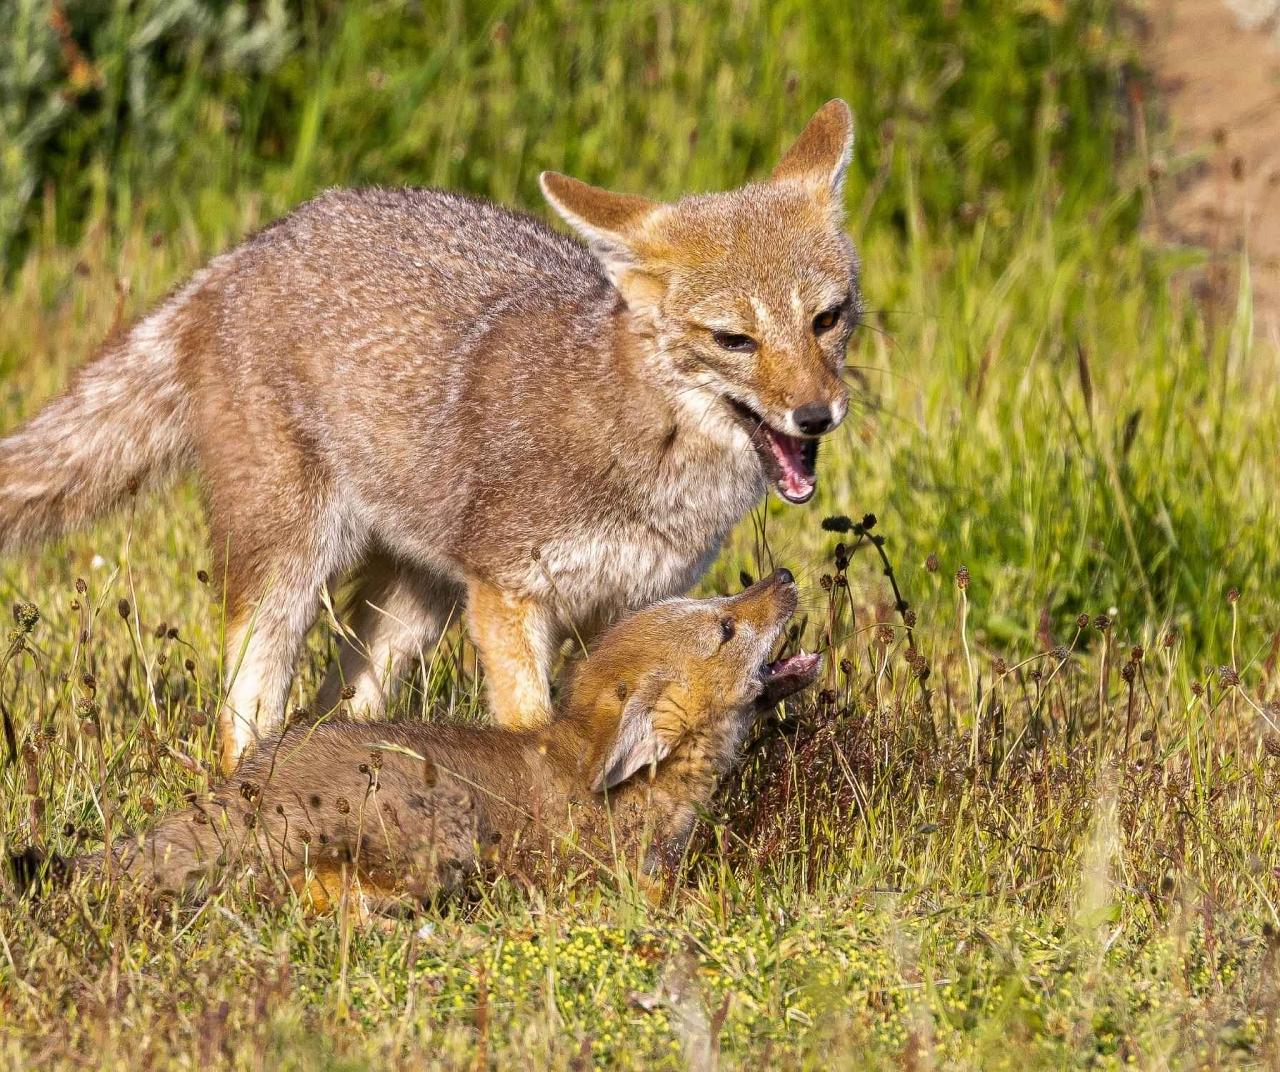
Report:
761,425,817,502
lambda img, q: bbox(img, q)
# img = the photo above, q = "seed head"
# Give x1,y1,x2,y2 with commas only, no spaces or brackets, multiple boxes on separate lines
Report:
925,553,939,573
1130,645,1144,663
1120,663,1136,683
196,569,210,585
12,602,39,632
117,598,131,620
1228,587,1240,605
1093,614,1111,632
1218,666,1240,688
1052,645,1071,662
1075,613,1090,630
875,624,895,646
955,566,970,591
992,656,1008,676
75,578,87,595
340,685,357,701
821,515,853,534
819,574,834,591
1162,629,1177,648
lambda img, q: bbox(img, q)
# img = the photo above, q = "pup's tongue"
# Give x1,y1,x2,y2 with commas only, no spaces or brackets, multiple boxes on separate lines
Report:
761,425,818,504
758,650,821,708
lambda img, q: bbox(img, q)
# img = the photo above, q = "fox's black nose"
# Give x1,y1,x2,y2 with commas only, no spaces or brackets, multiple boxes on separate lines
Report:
773,567,794,586
793,402,834,436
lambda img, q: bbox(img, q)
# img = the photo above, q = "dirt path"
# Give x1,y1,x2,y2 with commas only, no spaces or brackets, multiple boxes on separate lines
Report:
1144,0,1280,345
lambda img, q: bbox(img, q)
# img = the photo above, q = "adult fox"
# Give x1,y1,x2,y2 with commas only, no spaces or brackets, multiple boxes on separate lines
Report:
0,101,857,772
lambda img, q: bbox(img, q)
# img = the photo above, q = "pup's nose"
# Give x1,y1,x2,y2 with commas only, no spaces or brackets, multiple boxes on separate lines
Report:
792,402,834,436
772,567,795,586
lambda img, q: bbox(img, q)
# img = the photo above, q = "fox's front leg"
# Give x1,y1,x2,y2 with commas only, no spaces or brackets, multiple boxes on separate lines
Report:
465,579,560,729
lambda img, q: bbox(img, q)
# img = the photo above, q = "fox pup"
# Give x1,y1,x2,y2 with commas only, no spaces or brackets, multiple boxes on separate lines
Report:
43,573,817,908
0,101,857,772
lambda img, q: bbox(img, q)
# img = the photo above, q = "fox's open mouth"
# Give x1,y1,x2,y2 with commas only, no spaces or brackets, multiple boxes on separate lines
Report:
725,400,819,504
757,650,821,706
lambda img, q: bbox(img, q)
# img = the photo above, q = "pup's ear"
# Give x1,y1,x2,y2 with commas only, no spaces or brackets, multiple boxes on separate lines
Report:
771,99,854,205
593,683,673,793
540,172,667,313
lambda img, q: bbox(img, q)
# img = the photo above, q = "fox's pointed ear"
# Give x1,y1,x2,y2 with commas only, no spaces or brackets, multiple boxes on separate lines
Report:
593,684,673,793
771,99,854,203
540,173,667,308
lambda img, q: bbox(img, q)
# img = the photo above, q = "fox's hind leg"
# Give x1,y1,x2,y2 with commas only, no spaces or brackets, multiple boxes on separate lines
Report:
213,504,355,774
465,579,561,730
317,554,462,717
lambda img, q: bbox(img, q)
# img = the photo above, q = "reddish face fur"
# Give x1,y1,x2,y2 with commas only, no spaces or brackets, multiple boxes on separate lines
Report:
565,569,805,790
650,185,855,434
541,98,858,469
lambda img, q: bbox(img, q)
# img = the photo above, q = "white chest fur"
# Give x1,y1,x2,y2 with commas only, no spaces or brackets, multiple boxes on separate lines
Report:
532,421,764,624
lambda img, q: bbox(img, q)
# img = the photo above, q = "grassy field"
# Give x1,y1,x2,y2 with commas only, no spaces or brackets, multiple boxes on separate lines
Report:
3,0,1280,1068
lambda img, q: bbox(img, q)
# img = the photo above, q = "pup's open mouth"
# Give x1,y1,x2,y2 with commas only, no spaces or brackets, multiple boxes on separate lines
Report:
758,650,821,707
726,400,818,504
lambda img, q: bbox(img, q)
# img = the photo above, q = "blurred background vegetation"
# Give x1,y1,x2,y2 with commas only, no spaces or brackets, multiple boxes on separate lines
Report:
3,0,1124,269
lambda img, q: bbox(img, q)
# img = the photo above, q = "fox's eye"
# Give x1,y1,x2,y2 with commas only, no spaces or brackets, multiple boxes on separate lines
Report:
712,331,758,354
812,305,843,335
718,616,736,643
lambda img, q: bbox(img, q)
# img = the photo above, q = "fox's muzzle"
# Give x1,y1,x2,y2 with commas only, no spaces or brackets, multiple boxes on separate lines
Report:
736,567,819,708
733,566,800,626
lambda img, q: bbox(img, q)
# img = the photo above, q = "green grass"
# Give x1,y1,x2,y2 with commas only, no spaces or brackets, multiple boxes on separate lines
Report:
4,1,1280,1068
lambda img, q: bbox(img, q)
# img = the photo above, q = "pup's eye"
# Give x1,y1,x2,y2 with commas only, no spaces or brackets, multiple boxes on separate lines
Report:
812,305,843,335
712,331,758,354
718,616,736,643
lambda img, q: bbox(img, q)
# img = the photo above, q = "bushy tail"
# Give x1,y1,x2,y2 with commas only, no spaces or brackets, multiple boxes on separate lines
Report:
0,303,194,552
